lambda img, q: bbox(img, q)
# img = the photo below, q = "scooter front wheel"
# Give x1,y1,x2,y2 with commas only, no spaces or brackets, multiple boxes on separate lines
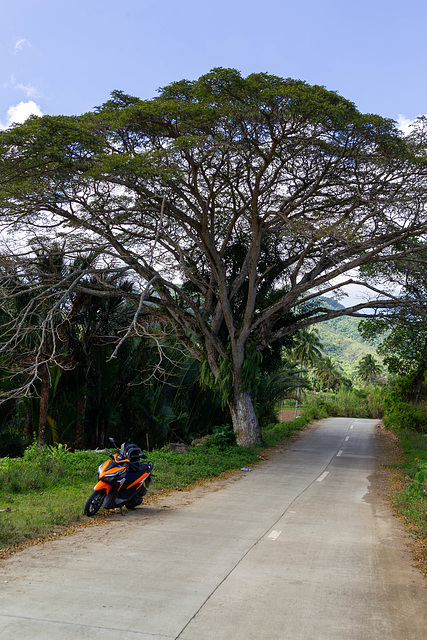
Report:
84,490,106,517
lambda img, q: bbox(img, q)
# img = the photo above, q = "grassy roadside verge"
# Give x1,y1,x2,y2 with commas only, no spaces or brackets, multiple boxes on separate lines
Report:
384,428,427,578
0,419,308,555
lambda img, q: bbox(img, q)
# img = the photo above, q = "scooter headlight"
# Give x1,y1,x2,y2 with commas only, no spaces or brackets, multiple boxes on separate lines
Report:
98,465,126,481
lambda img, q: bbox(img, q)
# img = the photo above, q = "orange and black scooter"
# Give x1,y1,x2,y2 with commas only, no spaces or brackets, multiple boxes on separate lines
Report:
84,438,154,517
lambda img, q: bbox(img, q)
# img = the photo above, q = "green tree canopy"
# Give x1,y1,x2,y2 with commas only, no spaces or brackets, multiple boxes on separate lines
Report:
1,68,427,445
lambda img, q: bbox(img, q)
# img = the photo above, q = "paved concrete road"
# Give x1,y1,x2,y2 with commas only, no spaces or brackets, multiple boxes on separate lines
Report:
1,418,427,639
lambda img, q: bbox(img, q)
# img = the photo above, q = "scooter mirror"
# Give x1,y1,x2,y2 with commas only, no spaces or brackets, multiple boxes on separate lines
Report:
108,437,117,447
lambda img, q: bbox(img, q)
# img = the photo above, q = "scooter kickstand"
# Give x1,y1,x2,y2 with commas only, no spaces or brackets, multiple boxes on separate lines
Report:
120,506,125,516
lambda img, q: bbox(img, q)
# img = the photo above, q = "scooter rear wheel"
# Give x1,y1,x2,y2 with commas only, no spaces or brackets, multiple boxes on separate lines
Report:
84,490,106,517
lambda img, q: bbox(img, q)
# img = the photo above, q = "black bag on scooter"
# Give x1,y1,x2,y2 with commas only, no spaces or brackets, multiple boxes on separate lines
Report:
121,442,142,471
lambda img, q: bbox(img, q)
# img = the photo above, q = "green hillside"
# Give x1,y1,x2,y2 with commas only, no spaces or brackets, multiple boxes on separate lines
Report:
315,298,380,379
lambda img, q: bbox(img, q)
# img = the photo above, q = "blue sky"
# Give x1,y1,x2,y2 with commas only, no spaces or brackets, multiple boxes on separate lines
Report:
1,0,426,129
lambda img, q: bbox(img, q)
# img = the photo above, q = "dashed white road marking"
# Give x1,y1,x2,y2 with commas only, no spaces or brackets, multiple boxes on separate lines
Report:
316,471,329,482
337,450,343,457
268,530,282,540
345,436,350,441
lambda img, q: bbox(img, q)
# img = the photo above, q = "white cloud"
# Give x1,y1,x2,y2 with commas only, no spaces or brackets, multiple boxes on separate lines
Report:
397,113,427,135
0,101,43,130
8,75,41,100
397,114,416,135
15,82,40,99
13,38,31,54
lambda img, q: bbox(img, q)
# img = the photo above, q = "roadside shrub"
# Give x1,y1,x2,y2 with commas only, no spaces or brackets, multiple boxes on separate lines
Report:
404,462,427,497
383,401,427,433
385,372,427,404
332,387,386,418
366,386,386,419
303,400,330,421
303,387,385,420
204,424,236,449
333,389,368,417
22,440,51,463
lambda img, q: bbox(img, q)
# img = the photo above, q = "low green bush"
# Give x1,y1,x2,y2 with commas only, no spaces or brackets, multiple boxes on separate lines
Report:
405,462,427,497
204,424,237,449
383,401,427,433
60,449,108,481
303,401,330,421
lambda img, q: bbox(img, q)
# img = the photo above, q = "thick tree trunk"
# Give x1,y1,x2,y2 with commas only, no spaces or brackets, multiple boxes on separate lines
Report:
228,390,262,446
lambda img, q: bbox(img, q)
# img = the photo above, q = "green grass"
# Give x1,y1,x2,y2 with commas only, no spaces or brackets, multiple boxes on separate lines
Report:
0,485,94,547
0,446,108,548
383,427,427,577
389,428,427,486
262,413,313,447
149,443,260,490
0,438,264,549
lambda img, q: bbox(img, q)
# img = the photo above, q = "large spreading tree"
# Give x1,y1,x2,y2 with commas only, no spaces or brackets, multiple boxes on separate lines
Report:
1,68,427,445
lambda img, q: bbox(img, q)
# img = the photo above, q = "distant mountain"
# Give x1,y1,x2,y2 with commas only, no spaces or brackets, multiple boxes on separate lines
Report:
315,297,379,378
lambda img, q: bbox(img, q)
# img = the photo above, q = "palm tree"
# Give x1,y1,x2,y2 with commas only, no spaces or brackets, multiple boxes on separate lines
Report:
315,356,343,399
290,328,324,368
290,329,325,412
357,354,382,385
255,363,310,424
